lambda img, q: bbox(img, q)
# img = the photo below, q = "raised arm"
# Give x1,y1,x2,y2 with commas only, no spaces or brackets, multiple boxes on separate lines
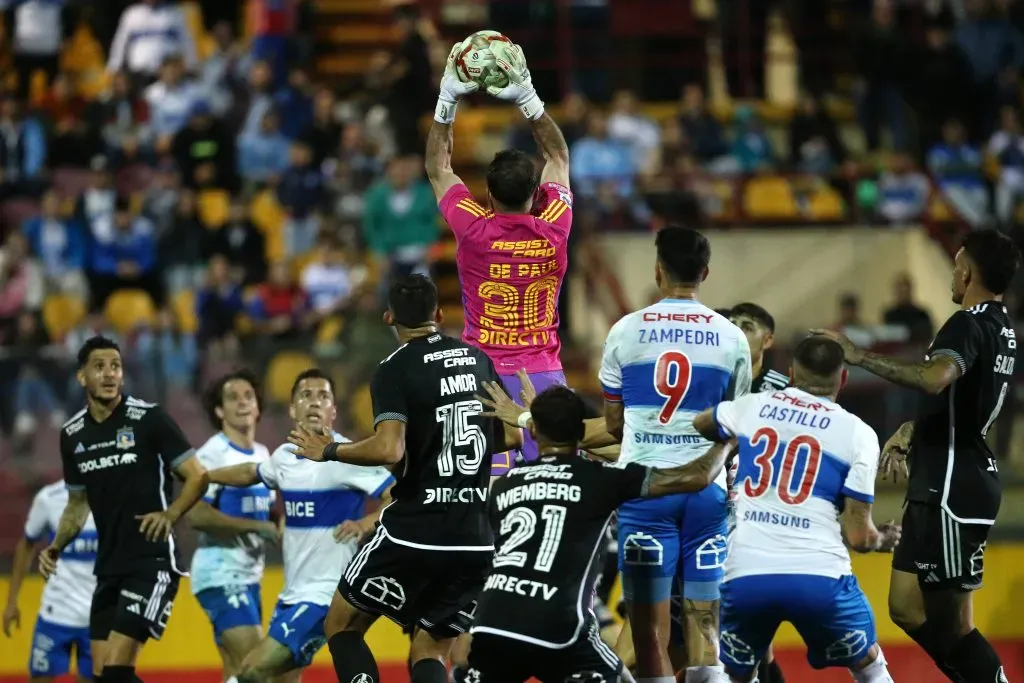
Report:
186,500,278,541
38,490,90,579
529,113,570,188
427,42,479,200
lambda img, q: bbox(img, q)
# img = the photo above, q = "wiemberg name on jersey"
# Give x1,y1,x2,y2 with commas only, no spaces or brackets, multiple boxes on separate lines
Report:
494,482,582,512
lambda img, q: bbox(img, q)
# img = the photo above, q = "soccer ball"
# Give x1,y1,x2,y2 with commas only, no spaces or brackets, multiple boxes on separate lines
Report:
454,30,512,89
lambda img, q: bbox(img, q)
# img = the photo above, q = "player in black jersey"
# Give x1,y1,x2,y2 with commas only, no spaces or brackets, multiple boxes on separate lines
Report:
815,229,1020,683
287,274,520,683
467,385,729,683
40,336,209,683
729,303,789,394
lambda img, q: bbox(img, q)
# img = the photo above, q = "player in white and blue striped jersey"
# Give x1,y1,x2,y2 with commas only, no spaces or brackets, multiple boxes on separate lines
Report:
693,336,899,683
205,368,394,683
187,369,279,683
599,226,750,683
3,481,97,682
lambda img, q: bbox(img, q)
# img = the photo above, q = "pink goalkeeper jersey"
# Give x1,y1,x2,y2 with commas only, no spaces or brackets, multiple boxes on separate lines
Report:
439,182,572,375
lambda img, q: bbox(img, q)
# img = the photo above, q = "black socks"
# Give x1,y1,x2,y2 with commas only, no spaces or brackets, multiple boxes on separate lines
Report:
756,659,785,683
412,658,449,683
947,628,1005,683
98,666,137,683
328,631,381,683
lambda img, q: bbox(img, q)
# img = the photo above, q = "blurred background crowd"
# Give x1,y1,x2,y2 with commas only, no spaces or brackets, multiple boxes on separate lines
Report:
1,0,1024,527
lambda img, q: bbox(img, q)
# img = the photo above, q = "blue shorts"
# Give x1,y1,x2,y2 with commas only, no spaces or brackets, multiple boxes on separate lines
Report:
618,485,728,602
720,574,876,676
268,601,328,668
29,616,93,678
195,584,263,645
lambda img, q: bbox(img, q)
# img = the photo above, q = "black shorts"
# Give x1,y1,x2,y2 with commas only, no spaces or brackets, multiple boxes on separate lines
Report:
468,623,623,683
338,526,490,639
892,502,991,592
90,570,179,642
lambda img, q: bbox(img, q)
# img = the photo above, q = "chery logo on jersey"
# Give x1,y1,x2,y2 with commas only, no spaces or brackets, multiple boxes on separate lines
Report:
78,453,138,473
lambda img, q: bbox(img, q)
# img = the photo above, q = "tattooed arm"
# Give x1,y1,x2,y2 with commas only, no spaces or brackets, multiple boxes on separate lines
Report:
38,489,90,579
530,112,570,188
645,442,730,497
425,122,463,199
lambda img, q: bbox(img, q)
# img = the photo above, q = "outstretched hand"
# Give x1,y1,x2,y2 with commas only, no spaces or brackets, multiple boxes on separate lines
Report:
808,328,865,364
515,368,538,406
476,381,527,427
288,424,334,462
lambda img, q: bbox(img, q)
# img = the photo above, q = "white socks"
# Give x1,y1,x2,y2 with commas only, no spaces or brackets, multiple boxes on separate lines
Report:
225,678,239,683
851,649,895,683
685,665,729,683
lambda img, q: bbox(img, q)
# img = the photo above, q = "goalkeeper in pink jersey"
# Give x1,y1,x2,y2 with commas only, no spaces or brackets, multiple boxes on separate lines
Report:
426,40,573,475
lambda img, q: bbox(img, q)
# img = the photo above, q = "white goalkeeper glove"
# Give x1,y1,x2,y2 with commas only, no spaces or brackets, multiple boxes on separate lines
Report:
487,42,544,120
435,42,479,124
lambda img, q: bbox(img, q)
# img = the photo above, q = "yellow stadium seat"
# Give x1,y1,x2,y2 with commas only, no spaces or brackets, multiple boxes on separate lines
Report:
104,289,157,334
181,2,213,60
250,190,286,261
198,189,231,228
743,176,798,220
42,294,86,340
928,194,954,222
265,351,316,404
171,290,198,334
806,186,846,221
349,383,374,436
315,315,345,344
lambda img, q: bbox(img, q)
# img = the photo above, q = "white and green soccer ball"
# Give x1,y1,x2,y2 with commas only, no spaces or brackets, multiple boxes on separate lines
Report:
454,30,513,89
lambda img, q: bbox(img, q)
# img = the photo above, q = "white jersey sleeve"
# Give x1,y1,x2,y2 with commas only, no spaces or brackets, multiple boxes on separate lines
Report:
257,454,280,489
24,487,50,542
598,316,628,403
842,421,881,503
712,393,757,441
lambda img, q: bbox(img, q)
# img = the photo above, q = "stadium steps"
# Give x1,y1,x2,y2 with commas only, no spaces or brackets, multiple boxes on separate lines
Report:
312,0,396,79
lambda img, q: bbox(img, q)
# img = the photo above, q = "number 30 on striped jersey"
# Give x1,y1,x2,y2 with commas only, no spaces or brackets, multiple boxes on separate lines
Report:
744,426,822,505
654,350,692,424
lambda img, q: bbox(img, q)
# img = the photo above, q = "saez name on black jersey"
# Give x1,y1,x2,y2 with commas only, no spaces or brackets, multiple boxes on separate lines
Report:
472,457,651,648
371,333,508,549
60,396,196,578
908,302,1015,524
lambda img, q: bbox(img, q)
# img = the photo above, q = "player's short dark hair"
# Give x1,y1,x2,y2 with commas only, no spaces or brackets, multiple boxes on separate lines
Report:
290,368,335,401
714,307,732,318
530,386,586,445
388,274,438,327
793,336,845,378
961,229,1021,295
655,225,711,284
730,302,775,333
77,336,121,369
202,368,263,430
486,149,540,208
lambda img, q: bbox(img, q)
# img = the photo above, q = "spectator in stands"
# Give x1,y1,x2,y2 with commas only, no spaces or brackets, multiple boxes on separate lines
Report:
142,158,182,238
854,0,908,151
107,0,197,85
0,95,48,199
832,293,872,347
607,89,661,175
234,60,276,137
207,199,267,285
509,92,588,158
571,111,636,200
4,0,77,99
199,21,248,117
40,73,97,167
248,0,298,86
278,140,325,257
87,71,150,162
988,105,1024,224
731,106,775,173
76,155,117,244
876,153,930,224
956,0,1024,133
135,307,198,394
385,5,434,155
329,120,383,195
196,255,244,353
301,235,360,330
927,118,989,226
10,309,62,454
678,84,733,173
274,66,315,140
362,155,437,284
144,55,203,154
88,197,160,308
157,189,205,294
304,87,344,166
788,92,846,175
173,101,236,190
911,20,974,147
238,108,291,187
0,231,43,343
247,259,309,341
883,273,934,344
22,189,89,299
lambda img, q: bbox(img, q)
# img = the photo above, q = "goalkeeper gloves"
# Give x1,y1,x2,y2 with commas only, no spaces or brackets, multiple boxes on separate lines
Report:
435,42,479,124
487,42,544,120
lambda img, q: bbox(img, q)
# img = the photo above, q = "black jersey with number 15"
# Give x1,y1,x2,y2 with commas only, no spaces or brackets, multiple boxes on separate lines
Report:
907,302,1015,524
371,333,507,549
